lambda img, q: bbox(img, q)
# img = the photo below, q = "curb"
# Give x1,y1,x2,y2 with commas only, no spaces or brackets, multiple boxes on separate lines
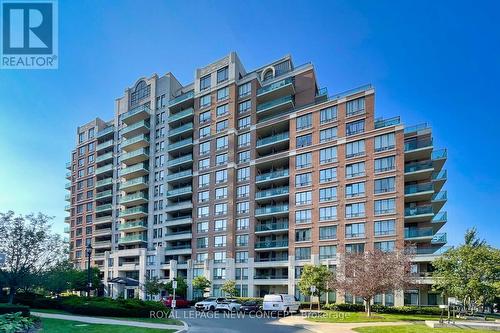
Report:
175,320,189,333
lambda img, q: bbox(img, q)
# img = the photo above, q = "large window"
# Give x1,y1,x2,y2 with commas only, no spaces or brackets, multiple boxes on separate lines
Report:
215,203,228,216
216,153,228,165
319,167,337,183
346,120,365,136
319,206,337,221
320,106,337,124
239,100,251,113
237,167,250,181
199,141,210,155
319,186,337,202
320,127,338,143
238,82,251,98
217,67,228,83
320,245,337,259
346,140,365,158
130,81,150,106
374,177,396,194
214,219,227,231
216,120,228,133
375,198,396,215
345,202,366,218
237,202,249,214
345,222,365,238
296,152,312,169
295,209,311,224
296,114,312,131
238,133,250,147
375,241,395,252
199,110,211,123
200,94,211,108
296,134,312,148
215,187,227,199
199,126,210,139
216,136,228,150
217,87,229,101
295,173,312,187
320,147,338,164
346,162,365,178
375,133,396,152
200,75,211,90
375,156,396,173
346,97,365,116
374,220,396,236
295,247,311,260
295,228,311,242
345,182,365,198
215,169,227,184
214,236,227,247
216,104,229,117
238,116,251,129
199,174,210,187
295,191,312,205
319,226,337,240
346,243,365,253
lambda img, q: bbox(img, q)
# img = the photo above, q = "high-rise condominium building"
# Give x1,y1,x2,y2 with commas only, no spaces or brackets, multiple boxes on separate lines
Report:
65,52,448,306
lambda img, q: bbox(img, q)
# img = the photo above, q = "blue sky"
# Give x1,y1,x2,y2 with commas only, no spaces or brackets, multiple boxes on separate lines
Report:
0,0,498,247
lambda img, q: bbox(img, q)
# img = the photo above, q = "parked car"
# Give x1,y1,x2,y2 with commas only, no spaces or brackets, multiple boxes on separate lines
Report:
163,296,189,308
240,300,262,313
262,294,300,314
216,299,242,312
195,297,226,311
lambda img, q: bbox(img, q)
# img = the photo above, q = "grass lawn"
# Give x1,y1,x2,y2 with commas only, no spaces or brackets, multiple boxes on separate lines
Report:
32,308,183,325
38,317,176,332
354,323,496,333
306,311,450,323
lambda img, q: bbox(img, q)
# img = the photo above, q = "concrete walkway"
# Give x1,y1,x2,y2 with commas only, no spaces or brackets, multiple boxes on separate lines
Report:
32,311,187,332
277,315,407,333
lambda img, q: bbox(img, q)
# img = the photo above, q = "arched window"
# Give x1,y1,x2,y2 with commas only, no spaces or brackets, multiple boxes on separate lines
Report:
263,69,274,81
130,80,150,106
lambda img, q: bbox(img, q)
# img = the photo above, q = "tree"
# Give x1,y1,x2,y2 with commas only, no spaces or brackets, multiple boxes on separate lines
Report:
192,276,211,297
433,228,500,314
143,276,164,299
0,211,66,303
297,264,334,310
41,260,74,295
221,280,238,298
70,267,101,294
330,250,413,317
165,277,187,297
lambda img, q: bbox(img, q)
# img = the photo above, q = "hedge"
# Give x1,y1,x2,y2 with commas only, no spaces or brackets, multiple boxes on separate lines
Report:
0,304,30,317
323,303,366,312
321,303,442,315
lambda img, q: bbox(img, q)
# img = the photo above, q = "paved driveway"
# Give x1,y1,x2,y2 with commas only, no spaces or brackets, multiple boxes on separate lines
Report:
171,308,310,333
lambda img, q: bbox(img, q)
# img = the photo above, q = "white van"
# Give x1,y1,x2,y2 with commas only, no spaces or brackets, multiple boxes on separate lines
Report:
262,294,300,313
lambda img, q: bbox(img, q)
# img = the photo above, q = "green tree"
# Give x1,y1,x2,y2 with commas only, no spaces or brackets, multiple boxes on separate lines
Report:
41,260,74,295
298,264,334,310
433,228,500,313
165,277,187,297
221,280,238,298
143,276,164,299
0,211,65,303
70,267,101,293
192,275,211,297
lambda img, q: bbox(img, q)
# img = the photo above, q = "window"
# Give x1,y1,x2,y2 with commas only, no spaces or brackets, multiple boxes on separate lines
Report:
199,126,210,138
346,182,365,198
213,268,226,279
320,106,337,124
216,153,228,165
375,133,396,152
200,94,211,108
238,116,251,129
237,185,249,198
296,114,312,130
295,228,311,242
375,156,396,173
216,136,228,150
217,67,228,83
374,220,396,236
215,203,228,216
236,234,249,246
320,147,338,164
78,132,85,143
215,187,228,199
346,140,365,158
296,152,312,169
319,167,337,183
236,218,249,230
319,206,337,221
216,104,229,116
88,155,94,163
238,151,250,163
346,202,366,218
346,97,365,116
295,247,311,260
197,237,208,248
320,226,337,240
374,177,396,194
346,162,365,178
238,133,250,147
296,134,312,148
295,209,312,224
217,87,229,101
215,170,227,183
238,82,251,97
214,251,226,263
199,110,211,123
346,243,365,253
197,221,209,233
237,201,249,214
214,219,227,231
320,127,337,143
295,191,312,205
199,158,210,170
88,142,95,152
319,186,337,202
320,245,337,259
375,241,395,252
199,174,210,187
375,198,396,215
198,190,209,203
216,119,228,132
199,141,210,155
200,74,211,90
238,100,251,113
236,251,248,263
295,172,312,187
197,206,209,218
214,235,226,247
237,167,250,181
346,223,365,238
346,120,365,136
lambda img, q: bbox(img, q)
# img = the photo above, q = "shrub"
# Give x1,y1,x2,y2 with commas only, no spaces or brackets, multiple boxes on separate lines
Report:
0,304,30,317
322,303,366,312
371,305,442,315
0,312,36,333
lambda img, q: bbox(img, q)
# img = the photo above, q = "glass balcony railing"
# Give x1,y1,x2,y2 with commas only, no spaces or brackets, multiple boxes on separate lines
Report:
65,171,71,178
119,234,147,243
120,163,148,176
65,161,71,169
405,227,433,238
168,138,193,151
374,116,401,129
95,204,112,213
120,192,148,204
432,233,447,244
121,104,150,122
168,90,194,107
96,140,113,151
254,275,289,280
65,182,71,189
65,194,70,200
96,178,113,187
168,108,194,123
169,122,193,137
432,170,447,181
433,211,447,223
405,161,434,173
122,177,148,189
255,222,289,232
64,205,70,211
257,77,293,96
404,123,428,134
96,190,113,199
63,226,70,233
96,164,113,174
166,169,192,182
122,120,149,136
119,221,147,231
167,186,192,197
256,132,289,147
404,182,434,195
255,204,289,216
96,152,113,163
255,240,289,249
405,205,433,217
404,139,433,151
256,169,289,182
255,256,289,262
97,126,114,138
413,246,452,255
121,148,149,161
119,206,147,217
432,149,447,160
166,154,193,167
166,244,191,250
122,134,149,148
432,191,447,201
255,186,289,199
256,95,293,113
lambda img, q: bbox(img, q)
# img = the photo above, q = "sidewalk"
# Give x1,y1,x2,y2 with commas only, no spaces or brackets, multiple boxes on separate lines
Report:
276,315,407,333
32,311,188,332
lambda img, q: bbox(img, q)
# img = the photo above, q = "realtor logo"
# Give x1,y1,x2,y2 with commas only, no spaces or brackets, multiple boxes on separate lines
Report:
1,0,58,69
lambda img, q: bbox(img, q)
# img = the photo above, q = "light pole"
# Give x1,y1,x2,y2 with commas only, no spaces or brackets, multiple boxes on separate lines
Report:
86,244,92,297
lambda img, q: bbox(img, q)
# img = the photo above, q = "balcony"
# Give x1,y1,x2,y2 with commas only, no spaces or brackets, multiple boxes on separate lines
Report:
257,77,295,101
96,177,113,189
404,161,434,182
63,226,70,233
64,205,70,211
432,191,447,211
256,169,289,184
432,170,447,192
121,120,150,139
96,190,113,200
256,95,294,118
166,154,193,168
405,227,434,240
119,206,148,219
432,149,447,171
166,186,192,199
96,163,113,175
166,169,192,183
255,186,289,201
121,134,149,152
168,108,194,124
121,148,149,166
168,138,193,153
404,138,433,160
168,122,193,138
64,216,70,224
94,215,112,225
97,126,114,139
95,203,113,213
165,244,192,255
65,171,71,179
94,227,112,236
119,221,147,232
168,90,194,108
164,201,192,213
255,240,289,250
374,116,401,129
256,132,289,148
122,104,150,125
118,233,147,244
65,194,70,201
120,163,149,180
164,231,192,241
255,222,289,234
66,161,71,170
431,233,447,244
404,182,434,202
96,151,113,164
121,176,148,192
120,192,148,207
165,216,192,227
93,240,112,249
96,140,113,152
405,205,434,222
65,182,71,190
255,204,289,217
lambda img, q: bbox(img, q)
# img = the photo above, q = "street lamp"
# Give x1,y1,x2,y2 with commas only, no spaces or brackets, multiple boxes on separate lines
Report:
86,243,92,297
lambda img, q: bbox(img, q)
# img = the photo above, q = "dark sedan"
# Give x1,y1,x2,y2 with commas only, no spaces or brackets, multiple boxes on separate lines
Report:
240,301,262,313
